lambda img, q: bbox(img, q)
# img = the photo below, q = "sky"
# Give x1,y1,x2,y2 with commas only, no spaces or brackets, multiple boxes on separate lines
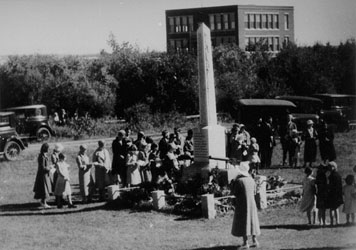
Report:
0,0,355,55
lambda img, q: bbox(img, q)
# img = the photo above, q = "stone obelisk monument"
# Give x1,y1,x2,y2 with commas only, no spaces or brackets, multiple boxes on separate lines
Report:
192,23,226,175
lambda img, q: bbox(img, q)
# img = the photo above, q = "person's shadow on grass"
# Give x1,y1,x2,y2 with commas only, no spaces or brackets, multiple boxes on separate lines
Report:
190,246,236,250
0,201,107,216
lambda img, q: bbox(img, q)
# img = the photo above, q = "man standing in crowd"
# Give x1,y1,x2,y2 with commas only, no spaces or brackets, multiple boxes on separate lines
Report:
159,130,170,160
111,130,127,186
260,116,275,169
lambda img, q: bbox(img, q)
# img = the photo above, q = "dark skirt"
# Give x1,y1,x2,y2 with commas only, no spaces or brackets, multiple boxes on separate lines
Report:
304,139,317,162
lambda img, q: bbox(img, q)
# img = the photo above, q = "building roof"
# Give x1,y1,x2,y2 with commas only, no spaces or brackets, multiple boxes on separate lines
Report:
0,111,14,116
6,104,46,110
313,93,356,98
237,99,296,107
276,95,323,103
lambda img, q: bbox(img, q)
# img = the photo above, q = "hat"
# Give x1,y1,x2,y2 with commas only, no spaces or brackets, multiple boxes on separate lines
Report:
307,120,314,125
118,130,125,136
328,161,338,171
251,137,257,143
239,124,245,129
79,144,87,151
54,143,64,152
238,161,250,177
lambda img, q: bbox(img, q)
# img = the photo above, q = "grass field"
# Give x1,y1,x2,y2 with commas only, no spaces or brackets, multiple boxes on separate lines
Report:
0,130,356,250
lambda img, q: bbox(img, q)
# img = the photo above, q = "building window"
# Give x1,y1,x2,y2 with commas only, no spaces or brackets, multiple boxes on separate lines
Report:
182,16,188,32
268,14,273,29
250,14,255,29
245,36,281,51
223,14,229,29
247,13,280,29
188,16,193,31
230,13,236,29
273,14,279,29
211,13,235,30
216,14,222,30
169,17,175,33
175,17,181,32
168,15,193,33
168,39,189,52
262,14,267,29
209,14,215,30
274,37,280,51
244,14,249,29
284,14,289,30
256,14,261,29
284,36,290,47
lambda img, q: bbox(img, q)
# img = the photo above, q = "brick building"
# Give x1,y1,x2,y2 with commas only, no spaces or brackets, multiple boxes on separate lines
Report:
166,5,294,53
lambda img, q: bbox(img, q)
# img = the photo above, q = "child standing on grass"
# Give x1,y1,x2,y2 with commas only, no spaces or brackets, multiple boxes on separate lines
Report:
248,137,260,174
54,153,76,208
299,167,317,224
342,175,356,225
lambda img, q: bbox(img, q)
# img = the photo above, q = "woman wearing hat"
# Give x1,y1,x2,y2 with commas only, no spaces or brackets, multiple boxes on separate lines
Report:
326,161,344,226
50,143,64,192
33,143,53,209
302,120,318,168
231,161,261,249
318,121,336,164
76,144,93,203
92,140,111,201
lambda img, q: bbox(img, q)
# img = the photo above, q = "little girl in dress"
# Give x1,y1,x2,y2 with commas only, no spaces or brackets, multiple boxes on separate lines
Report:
248,137,260,175
343,174,356,225
54,153,76,208
299,167,317,224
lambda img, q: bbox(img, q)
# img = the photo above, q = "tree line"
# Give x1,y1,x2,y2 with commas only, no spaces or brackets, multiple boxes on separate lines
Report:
0,38,354,120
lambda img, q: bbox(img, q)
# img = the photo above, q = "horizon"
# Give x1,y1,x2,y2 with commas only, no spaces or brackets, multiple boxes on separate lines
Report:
0,0,355,56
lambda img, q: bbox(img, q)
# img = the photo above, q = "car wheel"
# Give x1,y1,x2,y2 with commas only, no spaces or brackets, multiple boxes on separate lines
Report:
4,141,21,161
37,127,51,142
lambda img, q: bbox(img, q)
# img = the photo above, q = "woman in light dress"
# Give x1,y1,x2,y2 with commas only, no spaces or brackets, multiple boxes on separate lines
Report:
76,144,94,203
92,140,111,201
54,153,76,208
299,167,317,224
231,161,260,249
126,144,145,187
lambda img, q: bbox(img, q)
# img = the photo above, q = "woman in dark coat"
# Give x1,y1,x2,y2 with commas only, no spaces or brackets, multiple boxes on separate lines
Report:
33,143,53,208
326,161,344,226
318,122,336,163
302,120,318,167
315,163,328,226
231,161,260,249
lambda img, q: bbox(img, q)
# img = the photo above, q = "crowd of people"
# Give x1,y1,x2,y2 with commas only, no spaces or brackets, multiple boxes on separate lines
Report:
33,127,195,208
226,115,337,173
299,162,356,227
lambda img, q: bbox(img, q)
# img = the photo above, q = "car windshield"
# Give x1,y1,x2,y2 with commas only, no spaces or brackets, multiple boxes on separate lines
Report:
0,115,10,126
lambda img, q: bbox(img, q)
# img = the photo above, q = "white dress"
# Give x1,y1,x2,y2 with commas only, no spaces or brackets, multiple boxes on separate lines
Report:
54,161,72,196
343,185,356,214
299,176,316,212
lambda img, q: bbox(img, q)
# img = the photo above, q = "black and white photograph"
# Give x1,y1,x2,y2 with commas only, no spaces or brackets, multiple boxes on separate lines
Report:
0,0,355,249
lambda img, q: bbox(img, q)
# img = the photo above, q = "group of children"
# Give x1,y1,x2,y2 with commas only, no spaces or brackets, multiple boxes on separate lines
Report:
299,163,356,226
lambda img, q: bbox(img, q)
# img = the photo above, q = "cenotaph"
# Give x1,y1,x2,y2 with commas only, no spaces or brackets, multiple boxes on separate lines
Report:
186,23,226,179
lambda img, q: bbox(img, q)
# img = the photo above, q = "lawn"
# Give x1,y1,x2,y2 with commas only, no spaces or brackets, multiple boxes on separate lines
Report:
0,130,356,250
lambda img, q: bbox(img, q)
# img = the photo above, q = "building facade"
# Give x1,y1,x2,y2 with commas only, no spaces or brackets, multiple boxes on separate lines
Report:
166,5,294,53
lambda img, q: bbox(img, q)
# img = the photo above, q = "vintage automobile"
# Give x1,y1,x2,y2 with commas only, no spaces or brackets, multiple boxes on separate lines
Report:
0,112,27,160
312,94,356,131
275,95,321,131
234,99,297,136
5,104,55,141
